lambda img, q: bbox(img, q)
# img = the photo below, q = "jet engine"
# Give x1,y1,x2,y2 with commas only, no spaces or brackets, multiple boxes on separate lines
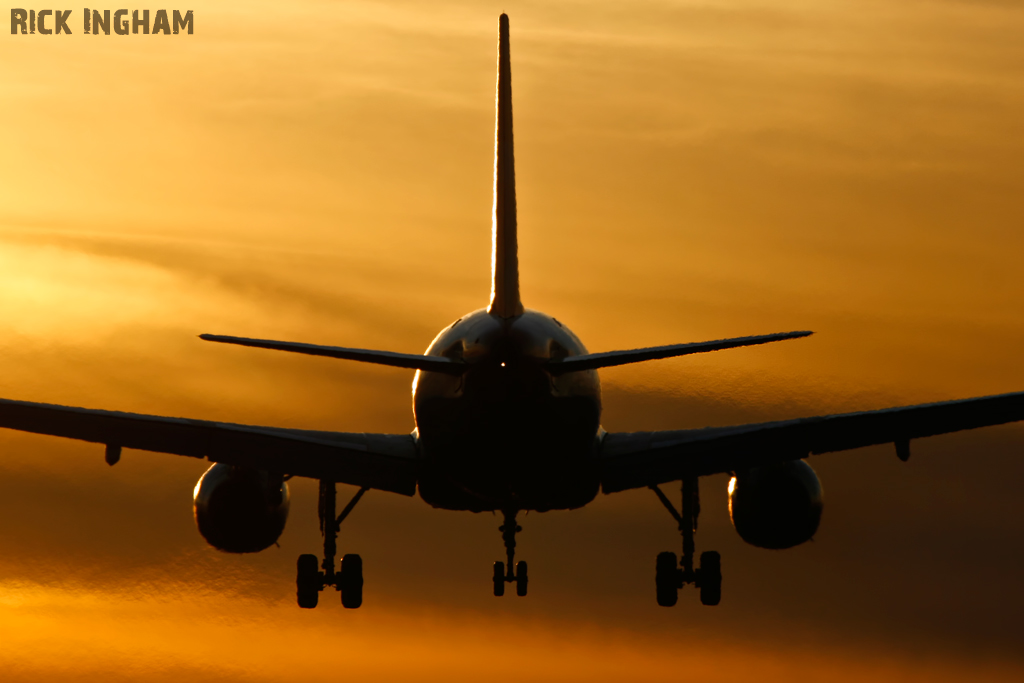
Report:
193,463,290,553
728,459,823,549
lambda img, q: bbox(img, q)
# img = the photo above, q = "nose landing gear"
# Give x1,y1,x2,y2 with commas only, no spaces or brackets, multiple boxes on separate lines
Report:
296,481,368,609
651,477,722,606
492,509,528,597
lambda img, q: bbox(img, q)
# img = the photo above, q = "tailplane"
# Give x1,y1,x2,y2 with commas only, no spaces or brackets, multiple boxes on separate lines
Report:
487,14,524,319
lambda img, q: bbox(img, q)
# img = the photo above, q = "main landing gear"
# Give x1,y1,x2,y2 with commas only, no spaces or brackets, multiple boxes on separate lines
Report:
492,509,528,597
651,477,722,607
296,480,368,609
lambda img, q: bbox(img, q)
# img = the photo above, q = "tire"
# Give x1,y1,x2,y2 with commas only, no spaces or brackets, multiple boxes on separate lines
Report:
493,561,505,597
341,553,363,609
297,589,319,609
515,561,528,597
655,551,679,607
296,554,320,609
698,551,721,606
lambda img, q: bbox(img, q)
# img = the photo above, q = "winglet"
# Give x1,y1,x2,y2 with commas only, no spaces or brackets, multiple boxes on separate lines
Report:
487,13,524,319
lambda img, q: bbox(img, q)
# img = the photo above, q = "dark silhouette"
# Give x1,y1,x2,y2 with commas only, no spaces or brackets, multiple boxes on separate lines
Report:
0,14,1023,609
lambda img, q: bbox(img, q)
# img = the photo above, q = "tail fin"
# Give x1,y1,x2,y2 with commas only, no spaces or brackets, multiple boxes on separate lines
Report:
487,13,524,319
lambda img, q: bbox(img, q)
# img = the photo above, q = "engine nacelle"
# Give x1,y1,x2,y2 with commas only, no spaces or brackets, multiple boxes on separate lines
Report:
728,459,823,549
193,463,290,553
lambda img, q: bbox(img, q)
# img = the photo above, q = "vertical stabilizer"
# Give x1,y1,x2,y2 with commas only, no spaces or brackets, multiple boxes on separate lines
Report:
487,13,524,319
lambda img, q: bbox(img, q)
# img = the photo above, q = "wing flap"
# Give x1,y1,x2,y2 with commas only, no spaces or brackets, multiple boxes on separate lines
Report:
0,397,418,495
599,390,1024,493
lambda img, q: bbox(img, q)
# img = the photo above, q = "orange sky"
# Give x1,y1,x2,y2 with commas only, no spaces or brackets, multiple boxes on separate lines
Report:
1,1,1023,680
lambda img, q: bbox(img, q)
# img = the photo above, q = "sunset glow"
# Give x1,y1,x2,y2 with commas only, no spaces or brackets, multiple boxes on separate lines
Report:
1,0,1022,679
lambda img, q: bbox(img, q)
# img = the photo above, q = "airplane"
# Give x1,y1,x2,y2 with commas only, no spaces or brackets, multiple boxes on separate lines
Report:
2,13,1023,610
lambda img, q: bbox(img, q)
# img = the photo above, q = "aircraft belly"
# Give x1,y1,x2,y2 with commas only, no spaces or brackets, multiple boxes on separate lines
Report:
415,394,601,512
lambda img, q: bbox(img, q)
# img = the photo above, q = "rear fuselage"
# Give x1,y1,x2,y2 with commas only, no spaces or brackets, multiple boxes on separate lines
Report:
413,308,602,512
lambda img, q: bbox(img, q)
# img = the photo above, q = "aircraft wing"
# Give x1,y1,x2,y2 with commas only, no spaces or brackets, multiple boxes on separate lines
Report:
0,397,418,495
598,390,1024,493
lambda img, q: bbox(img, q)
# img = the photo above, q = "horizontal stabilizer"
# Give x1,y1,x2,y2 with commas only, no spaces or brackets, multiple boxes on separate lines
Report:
200,334,465,375
546,330,813,375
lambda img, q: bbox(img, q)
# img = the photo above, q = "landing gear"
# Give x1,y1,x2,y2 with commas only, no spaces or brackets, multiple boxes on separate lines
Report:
339,553,364,609
655,551,679,607
698,550,721,606
297,553,320,608
492,509,528,597
650,477,722,606
295,480,368,609
492,561,505,597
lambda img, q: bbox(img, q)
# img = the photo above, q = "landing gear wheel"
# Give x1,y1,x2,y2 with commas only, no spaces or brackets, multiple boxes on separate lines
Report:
698,551,721,606
296,553,321,609
340,553,363,609
655,551,679,607
515,561,528,597
492,561,505,597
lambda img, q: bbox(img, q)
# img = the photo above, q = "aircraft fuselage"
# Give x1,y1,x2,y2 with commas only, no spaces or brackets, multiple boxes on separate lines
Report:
413,308,602,512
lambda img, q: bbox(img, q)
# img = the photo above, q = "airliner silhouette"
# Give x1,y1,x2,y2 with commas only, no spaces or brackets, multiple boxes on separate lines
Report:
2,14,1023,608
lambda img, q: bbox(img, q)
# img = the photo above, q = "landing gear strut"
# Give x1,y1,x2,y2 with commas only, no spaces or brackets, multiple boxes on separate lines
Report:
296,480,368,609
651,477,722,606
492,509,528,597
